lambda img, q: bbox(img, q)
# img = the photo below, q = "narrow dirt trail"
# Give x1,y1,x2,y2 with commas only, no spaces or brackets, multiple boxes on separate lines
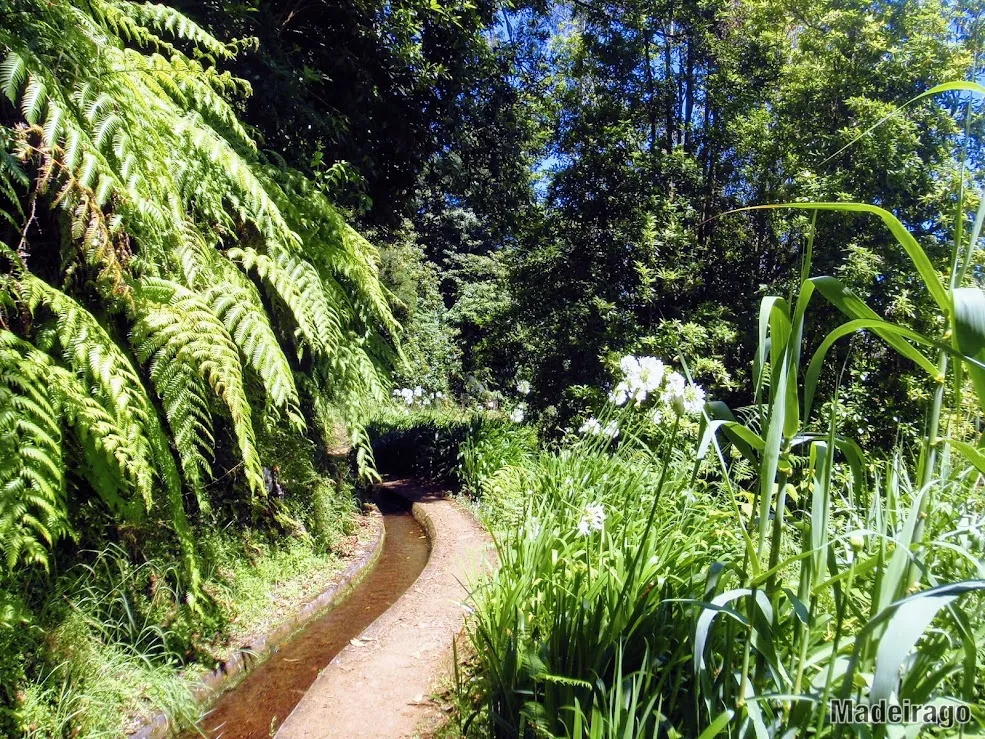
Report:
275,479,494,739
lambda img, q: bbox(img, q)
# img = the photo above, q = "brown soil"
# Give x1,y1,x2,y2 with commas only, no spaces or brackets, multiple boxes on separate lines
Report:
275,479,495,739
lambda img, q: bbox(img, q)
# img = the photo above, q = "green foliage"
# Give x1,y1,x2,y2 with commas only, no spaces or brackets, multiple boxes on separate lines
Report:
458,420,538,497
0,330,68,570
467,431,734,737
462,94,985,731
0,0,395,586
194,525,351,648
368,407,487,483
254,416,357,551
131,277,265,502
489,0,979,436
0,583,33,735
465,363,985,737
169,0,507,227
0,3,399,732
376,228,461,394
18,546,201,737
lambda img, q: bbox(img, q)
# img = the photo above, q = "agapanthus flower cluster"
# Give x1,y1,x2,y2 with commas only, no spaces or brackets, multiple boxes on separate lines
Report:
577,502,606,536
516,379,531,395
579,417,619,438
610,355,665,406
392,387,444,407
608,355,705,419
579,417,602,435
509,403,526,423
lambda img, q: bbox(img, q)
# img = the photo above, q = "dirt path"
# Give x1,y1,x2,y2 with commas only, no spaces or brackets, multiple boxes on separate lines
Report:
275,479,494,739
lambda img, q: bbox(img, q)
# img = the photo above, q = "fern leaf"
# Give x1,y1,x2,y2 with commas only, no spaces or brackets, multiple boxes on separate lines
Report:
131,278,265,497
20,74,47,125
227,246,342,360
28,274,160,511
0,330,67,571
0,52,26,105
41,102,64,147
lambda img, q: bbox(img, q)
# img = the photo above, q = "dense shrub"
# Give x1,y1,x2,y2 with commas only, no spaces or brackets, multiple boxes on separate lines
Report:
369,408,483,483
367,405,538,491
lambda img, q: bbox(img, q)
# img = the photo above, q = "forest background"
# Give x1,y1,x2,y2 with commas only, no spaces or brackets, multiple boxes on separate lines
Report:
185,0,985,444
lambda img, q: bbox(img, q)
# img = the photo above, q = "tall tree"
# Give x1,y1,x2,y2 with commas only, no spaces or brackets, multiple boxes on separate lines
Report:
502,0,978,438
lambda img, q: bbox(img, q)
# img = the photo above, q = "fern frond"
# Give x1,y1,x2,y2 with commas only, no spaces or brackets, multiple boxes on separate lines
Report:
20,74,48,125
0,330,68,571
131,278,264,497
262,168,400,342
49,364,147,520
106,1,242,60
175,236,302,427
28,275,160,510
0,51,26,105
227,246,342,360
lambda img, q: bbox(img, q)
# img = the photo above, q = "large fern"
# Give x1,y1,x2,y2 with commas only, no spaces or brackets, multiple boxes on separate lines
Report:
0,0,398,587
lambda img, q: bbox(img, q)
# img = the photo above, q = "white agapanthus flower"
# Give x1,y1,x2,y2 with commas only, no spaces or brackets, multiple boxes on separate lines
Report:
576,517,592,537
516,380,531,395
413,386,423,397
605,356,709,421
681,383,706,416
661,371,686,405
658,372,706,417
609,381,630,406
635,357,665,398
620,355,641,378
580,417,602,435
612,355,666,405
584,502,605,531
509,405,526,423
400,388,415,405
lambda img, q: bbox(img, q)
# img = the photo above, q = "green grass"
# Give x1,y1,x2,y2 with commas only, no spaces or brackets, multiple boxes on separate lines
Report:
20,610,200,737
195,525,364,661
452,399,985,737
9,507,369,737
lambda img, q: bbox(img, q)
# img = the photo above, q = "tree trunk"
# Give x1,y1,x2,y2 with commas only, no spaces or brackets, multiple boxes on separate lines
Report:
683,40,695,152
663,22,675,150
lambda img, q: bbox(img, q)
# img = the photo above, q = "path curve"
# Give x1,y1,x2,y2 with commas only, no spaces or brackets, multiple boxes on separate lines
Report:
275,479,494,738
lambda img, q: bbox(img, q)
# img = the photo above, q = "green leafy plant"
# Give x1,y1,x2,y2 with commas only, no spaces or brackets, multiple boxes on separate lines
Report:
0,0,397,595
